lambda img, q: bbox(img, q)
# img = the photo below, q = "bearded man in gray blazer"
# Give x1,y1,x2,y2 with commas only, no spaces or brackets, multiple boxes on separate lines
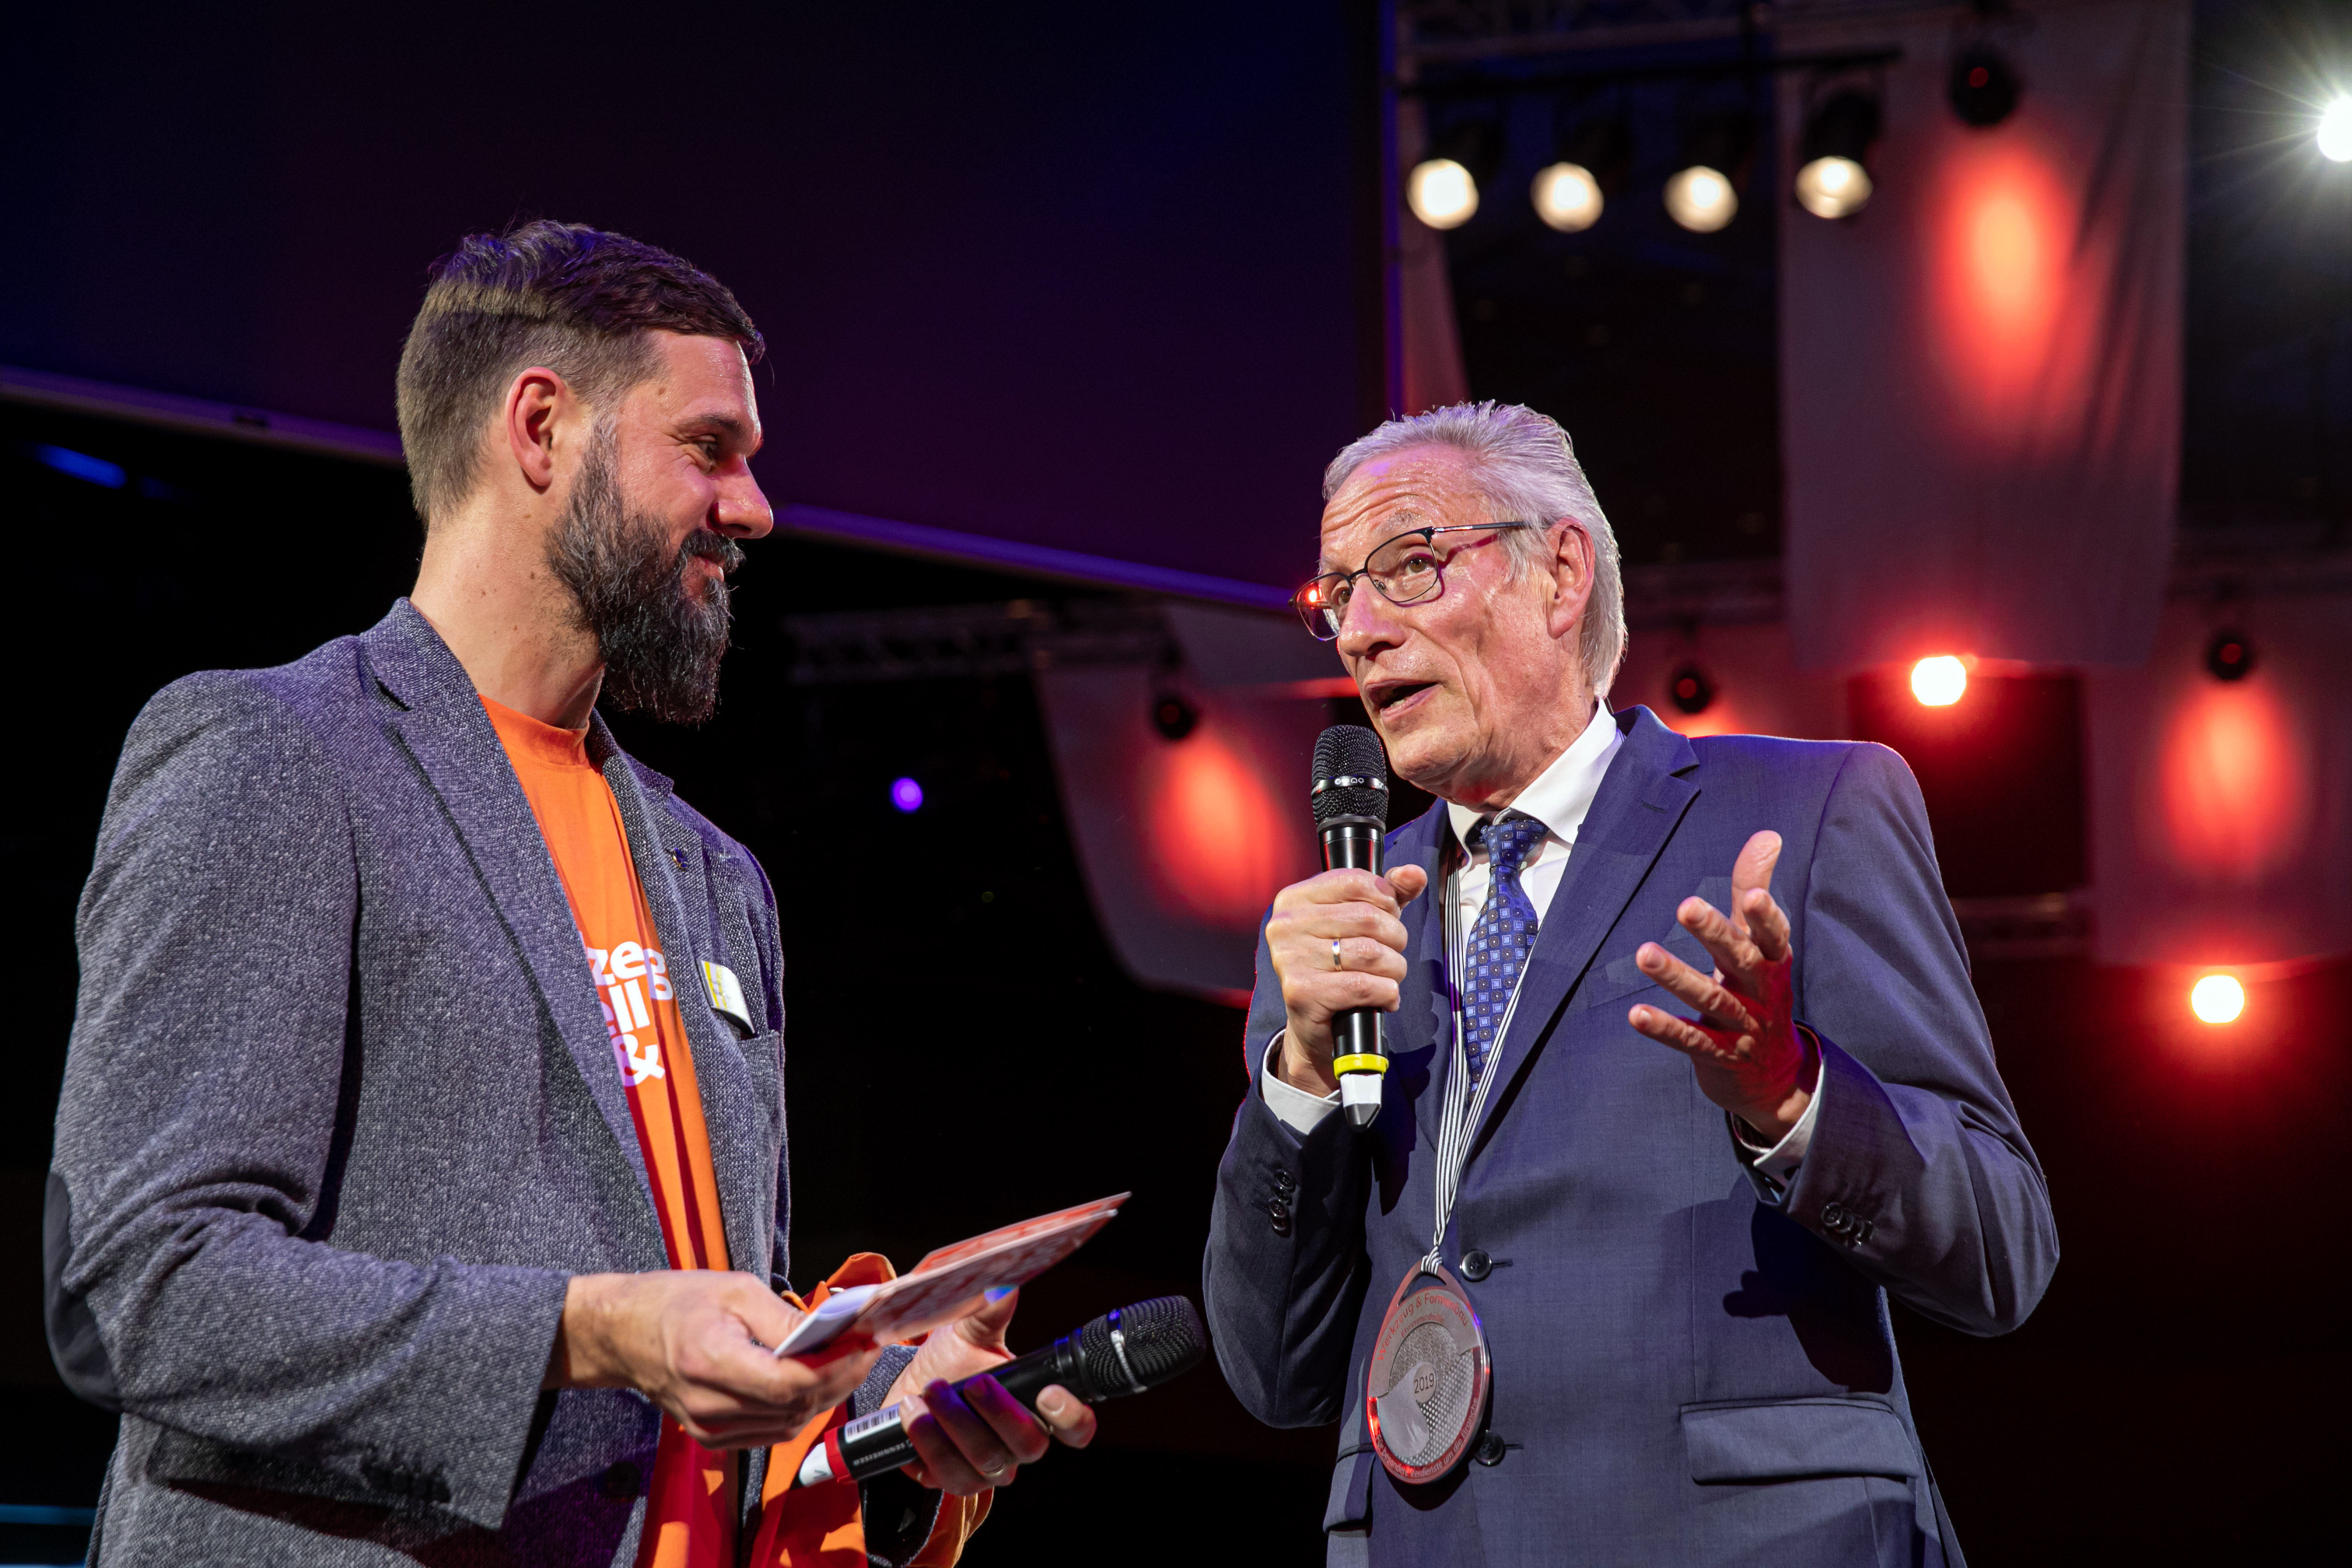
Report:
46,221,1090,1566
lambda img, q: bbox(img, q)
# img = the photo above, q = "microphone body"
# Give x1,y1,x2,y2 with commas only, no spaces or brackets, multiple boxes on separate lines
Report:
794,1296,1206,1488
1311,727,1392,1127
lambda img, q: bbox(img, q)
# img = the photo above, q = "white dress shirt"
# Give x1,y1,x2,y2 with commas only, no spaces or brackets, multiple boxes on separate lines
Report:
1260,702,1822,1197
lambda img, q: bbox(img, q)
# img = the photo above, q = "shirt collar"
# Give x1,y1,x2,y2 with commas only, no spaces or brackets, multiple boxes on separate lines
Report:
1445,701,1623,852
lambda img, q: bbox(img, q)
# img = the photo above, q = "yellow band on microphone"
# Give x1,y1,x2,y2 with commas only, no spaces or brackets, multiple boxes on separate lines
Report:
1332,1053,1389,1077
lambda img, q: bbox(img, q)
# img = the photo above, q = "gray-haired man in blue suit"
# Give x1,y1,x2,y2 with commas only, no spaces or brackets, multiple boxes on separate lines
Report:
1204,402,2057,1567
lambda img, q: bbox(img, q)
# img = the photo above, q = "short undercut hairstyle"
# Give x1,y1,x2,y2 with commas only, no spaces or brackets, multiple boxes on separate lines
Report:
395,220,763,527
1323,400,1628,698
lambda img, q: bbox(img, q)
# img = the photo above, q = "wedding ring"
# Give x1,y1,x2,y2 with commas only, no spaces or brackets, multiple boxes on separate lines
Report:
1331,939,1344,972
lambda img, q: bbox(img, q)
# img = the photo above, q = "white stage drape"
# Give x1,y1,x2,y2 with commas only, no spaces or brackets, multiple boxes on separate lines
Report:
1778,0,2188,672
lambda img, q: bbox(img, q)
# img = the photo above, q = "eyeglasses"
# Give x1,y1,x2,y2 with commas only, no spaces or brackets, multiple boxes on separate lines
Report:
1292,523,1539,641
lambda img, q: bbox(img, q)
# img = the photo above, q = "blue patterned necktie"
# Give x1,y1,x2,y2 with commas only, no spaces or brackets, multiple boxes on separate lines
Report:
1461,815,1548,1082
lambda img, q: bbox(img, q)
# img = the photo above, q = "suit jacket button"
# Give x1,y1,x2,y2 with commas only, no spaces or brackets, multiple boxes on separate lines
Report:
1822,1202,1847,1230
1268,1200,1292,1237
1460,1249,1491,1282
601,1461,642,1500
1472,1432,1507,1466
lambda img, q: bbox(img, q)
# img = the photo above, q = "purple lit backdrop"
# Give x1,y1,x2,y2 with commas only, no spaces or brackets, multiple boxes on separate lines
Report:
0,4,1376,593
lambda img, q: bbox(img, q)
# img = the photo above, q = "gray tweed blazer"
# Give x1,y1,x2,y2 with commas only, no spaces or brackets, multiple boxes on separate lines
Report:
45,601,865,1566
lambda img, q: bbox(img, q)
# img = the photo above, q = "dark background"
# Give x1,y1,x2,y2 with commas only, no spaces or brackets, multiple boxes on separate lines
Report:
5,2,2350,1564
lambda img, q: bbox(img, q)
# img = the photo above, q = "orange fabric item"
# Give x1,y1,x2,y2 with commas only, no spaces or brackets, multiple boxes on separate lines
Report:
749,1257,993,1568
483,697,736,1568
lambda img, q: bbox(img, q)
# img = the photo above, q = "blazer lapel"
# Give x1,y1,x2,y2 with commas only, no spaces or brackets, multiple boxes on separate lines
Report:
597,737,771,1282
1383,804,1453,1147
1470,707,1701,1148
363,603,658,1218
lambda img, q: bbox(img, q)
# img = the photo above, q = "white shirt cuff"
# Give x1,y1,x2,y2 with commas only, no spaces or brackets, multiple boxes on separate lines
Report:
1259,1032,1343,1134
1731,1032,1825,1205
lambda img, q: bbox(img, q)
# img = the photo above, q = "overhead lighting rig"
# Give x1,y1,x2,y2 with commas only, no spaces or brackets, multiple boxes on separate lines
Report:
1395,23,1900,239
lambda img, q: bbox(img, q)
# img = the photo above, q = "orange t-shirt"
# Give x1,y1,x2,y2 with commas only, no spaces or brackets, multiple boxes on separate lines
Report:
484,697,736,1568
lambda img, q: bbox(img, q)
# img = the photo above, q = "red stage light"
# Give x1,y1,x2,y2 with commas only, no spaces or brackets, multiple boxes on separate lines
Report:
2157,680,2310,879
1929,140,2094,439
1144,731,1287,925
2189,973,2245,1025
1911,656,1968,707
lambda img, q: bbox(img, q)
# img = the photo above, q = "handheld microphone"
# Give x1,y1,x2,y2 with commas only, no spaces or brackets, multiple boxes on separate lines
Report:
792,1296,1207,1487
1311,725,1391,1128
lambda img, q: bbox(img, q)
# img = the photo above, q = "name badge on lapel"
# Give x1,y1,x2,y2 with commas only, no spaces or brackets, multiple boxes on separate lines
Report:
701,961,754,1036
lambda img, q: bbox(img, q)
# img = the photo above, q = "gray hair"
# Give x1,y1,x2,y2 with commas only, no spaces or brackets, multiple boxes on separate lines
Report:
1322,400,1627,698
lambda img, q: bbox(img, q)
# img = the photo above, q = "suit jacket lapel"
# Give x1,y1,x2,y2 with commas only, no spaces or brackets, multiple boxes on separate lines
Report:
1470,707,1701,1149
363,603,658,1219
596,735,770,1281
1383,805,1453,1147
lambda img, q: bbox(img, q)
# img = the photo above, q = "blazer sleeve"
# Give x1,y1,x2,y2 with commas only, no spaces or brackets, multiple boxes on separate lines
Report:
45,674,571,1530
1200,921,1373,1428
1783,742,2061,1336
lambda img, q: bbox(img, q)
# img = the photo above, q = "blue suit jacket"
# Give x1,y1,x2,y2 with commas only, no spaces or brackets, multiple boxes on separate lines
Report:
1203,707,2058,1568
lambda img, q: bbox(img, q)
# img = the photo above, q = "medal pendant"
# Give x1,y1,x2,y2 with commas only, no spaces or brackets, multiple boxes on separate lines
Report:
1365,1261,1491,1484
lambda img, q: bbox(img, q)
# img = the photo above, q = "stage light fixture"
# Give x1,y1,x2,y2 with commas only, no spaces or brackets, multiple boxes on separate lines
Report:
2189,973,2245,1025
1666,112,1753,233
1665,167,1737,232
1795,91,1882,219
2205,629,2255,682
1910,656,1968,707
1533,163,1604,232
1535,113,1630,233
1667,665,1715,715
889,776,924,812
2320,99,2352,163
1948,45,2020,128
1151,691,1199,742
1409,119,1499,231
1408,158,1479,229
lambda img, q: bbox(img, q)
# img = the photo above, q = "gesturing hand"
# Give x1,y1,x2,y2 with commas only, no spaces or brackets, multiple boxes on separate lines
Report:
1626,830,1818,1142
884,1288,1097,1496
1266,864,1433,1095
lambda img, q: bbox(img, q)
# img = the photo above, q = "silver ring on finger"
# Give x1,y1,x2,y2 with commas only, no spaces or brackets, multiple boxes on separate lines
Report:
1331,938,1344,972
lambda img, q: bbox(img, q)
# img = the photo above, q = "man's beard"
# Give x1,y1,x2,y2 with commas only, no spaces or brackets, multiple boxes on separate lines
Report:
547,429,744,725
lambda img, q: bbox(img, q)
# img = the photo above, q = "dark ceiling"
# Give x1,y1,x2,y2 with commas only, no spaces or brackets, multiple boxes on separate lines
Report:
3,1,2347,593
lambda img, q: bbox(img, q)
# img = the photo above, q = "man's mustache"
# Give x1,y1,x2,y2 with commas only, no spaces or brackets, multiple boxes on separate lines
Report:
678,530,745,575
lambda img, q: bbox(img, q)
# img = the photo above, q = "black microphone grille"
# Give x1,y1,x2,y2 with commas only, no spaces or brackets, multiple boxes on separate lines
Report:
1311,725,1389,826
1075,1296,1208,1396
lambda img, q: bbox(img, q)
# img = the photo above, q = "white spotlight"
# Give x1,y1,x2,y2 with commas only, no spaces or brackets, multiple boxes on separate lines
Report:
1408,158,1479,229
2321,99,2352,163
1532,162,1604,232
2190,974,2246,1025
1910,656,1967,707
1795,155,1874,219
1664,165,1737,233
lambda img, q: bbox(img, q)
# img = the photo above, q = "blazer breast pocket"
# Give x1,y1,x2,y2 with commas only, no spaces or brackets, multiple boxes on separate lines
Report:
1571,873,1736,1011
717,1026,783,1157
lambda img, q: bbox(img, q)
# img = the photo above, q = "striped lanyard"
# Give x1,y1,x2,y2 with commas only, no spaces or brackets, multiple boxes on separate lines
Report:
1421,838,1534,1277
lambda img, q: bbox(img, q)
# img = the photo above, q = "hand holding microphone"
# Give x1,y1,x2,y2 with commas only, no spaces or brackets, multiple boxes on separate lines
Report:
1266,727,1428,1123
798,1297,1206,1493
